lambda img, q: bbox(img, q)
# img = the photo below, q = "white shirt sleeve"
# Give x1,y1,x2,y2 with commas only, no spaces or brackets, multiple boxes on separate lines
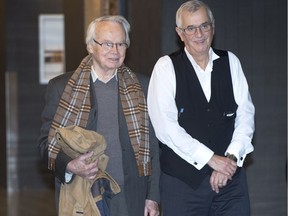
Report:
147,56,214,170
225,52,255,166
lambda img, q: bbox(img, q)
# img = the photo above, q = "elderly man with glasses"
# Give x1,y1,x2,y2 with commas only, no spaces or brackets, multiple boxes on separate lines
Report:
148,0,255,215
38,15,160,216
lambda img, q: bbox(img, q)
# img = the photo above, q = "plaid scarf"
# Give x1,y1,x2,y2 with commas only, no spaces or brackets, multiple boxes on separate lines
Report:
47,55,151,176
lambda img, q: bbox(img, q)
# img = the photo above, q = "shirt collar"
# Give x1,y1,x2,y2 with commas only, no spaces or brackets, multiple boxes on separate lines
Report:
184,47,219,73
91,66,118,83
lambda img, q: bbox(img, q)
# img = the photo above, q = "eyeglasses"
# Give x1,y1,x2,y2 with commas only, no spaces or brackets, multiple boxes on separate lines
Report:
178,22,212,35
93,39,128,50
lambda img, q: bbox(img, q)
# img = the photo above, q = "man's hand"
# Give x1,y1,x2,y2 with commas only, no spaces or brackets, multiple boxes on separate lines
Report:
144,199,159,216
210,170,230,193
207,154,237,179
66,151,99,180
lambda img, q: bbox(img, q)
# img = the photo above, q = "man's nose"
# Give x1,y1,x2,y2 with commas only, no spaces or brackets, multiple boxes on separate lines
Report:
194,27,204,36
111,44,119,52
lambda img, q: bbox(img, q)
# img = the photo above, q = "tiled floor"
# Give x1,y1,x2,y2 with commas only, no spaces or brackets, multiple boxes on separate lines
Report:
0,188,57,216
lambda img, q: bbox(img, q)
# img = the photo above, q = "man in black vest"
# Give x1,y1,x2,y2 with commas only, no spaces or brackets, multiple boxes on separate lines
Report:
147,0,255,215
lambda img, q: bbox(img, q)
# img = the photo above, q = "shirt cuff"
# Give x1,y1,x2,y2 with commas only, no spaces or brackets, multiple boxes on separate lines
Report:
65,172,74,183
191,146,214,170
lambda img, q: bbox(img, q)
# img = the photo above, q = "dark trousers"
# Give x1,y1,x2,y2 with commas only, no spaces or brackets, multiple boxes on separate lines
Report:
160,168,250,216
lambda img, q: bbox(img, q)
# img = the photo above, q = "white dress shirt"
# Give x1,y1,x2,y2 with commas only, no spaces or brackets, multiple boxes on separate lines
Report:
147,48,255,170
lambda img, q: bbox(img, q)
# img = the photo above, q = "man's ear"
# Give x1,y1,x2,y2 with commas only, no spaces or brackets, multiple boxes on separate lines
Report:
87,44,93,54
175,27,184,42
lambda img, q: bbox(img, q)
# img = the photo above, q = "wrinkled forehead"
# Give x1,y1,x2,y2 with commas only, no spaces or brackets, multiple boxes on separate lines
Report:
94,21,125,39
95,21,124,32
181,6,210,27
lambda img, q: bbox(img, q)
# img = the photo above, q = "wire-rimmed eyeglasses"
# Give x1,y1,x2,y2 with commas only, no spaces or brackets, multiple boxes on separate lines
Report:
178,22,213,35
93,39,128,50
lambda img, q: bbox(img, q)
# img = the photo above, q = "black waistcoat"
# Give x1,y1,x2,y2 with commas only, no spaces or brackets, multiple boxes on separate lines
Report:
160,49,238,189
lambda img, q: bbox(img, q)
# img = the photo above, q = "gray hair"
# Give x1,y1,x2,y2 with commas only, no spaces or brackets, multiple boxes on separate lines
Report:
176,0,215,28
86,15,131,47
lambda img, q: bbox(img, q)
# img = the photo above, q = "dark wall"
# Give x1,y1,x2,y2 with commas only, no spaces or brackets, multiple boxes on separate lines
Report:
125,0,161,75
63,0,86,72
0,0,7,188
6,0,63,189
161,0,287,215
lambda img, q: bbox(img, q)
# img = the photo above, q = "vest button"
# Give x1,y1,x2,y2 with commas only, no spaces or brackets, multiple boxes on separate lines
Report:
207,108,210,112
